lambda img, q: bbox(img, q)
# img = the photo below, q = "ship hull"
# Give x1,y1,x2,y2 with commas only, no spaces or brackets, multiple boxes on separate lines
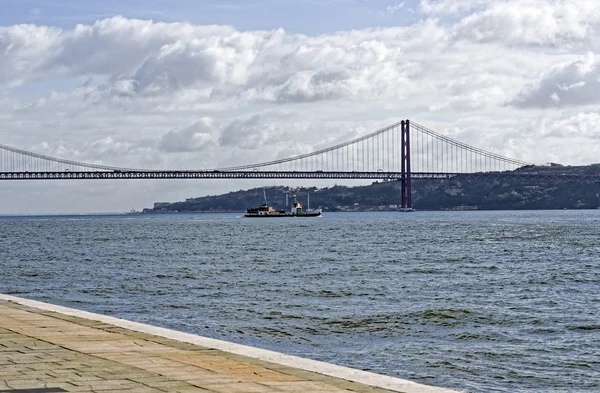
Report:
244,197,321,218
244,212,321,218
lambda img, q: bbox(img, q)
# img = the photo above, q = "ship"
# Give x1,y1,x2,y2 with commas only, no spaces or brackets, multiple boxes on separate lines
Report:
244,190,322,218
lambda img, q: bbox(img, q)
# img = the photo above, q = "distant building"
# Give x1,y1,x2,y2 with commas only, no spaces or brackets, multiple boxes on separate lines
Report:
153,202,170,209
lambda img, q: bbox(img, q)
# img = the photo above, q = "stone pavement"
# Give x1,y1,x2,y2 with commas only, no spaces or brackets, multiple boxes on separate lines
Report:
0,296,459,393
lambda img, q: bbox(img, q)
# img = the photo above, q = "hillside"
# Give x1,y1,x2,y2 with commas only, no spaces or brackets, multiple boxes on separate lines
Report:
143,164,600,213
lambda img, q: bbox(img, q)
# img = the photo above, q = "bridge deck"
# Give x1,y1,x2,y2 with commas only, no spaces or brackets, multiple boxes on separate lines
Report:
0,295,457,393
1,170,598,182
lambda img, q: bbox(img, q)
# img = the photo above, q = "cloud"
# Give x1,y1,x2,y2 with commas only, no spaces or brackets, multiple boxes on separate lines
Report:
4,7,597,111
217,113,366,152
219,114,290,150
159,118,217,153
386,2,405,14
420,0,489,15
512,52,600,107
32,136,157,168
0,16,429,105
537,112,600,139
2,8,600,212
429,74,509,111
0,16,238,88
0,24,62,86
53,17,236,78
450,0,600,47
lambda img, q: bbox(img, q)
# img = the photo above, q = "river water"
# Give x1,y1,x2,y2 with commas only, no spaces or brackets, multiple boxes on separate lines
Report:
1,211,599,392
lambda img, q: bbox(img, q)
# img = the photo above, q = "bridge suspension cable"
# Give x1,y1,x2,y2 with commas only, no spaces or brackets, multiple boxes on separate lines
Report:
218,120,405,171
0,119,531,175
409,122,531,173
217,120,531,174
0,143,136,172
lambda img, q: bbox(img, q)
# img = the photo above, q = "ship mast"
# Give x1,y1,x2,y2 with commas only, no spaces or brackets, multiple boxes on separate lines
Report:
263,189,268,205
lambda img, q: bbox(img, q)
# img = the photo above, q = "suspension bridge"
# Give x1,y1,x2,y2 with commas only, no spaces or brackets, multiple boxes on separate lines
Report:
1,120,598,209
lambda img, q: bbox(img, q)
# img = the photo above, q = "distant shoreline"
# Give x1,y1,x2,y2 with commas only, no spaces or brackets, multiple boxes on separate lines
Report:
3,208,599,218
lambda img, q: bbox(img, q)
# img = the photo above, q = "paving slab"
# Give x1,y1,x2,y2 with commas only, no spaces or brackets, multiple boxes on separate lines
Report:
0,294,462,393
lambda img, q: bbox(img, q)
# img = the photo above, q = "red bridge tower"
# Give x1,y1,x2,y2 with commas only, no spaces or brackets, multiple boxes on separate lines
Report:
400,119,412,211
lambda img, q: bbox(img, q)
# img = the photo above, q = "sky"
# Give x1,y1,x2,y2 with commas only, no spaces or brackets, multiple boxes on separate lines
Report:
2,0,600,213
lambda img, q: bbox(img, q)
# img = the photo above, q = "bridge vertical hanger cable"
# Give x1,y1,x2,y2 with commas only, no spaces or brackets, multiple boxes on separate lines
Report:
1,119,532,177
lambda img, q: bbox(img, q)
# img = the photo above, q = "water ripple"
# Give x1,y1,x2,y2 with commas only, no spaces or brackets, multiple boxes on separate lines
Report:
1,210,599,392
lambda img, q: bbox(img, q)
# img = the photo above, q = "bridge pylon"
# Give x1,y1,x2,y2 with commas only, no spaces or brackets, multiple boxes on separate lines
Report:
400,119,412,210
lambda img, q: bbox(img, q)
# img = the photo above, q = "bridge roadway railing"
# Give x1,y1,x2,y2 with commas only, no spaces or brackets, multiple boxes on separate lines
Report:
1,171,599,182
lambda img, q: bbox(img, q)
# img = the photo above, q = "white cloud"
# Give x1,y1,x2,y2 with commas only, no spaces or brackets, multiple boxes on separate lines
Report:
386,2,405,14
0,24,62,86
450,0,600,47
159,118,217,153
219,114,293,150
537,112,600,139
0,17,432,105
512,52,600,107
1,4,600,213
420,0,489,15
